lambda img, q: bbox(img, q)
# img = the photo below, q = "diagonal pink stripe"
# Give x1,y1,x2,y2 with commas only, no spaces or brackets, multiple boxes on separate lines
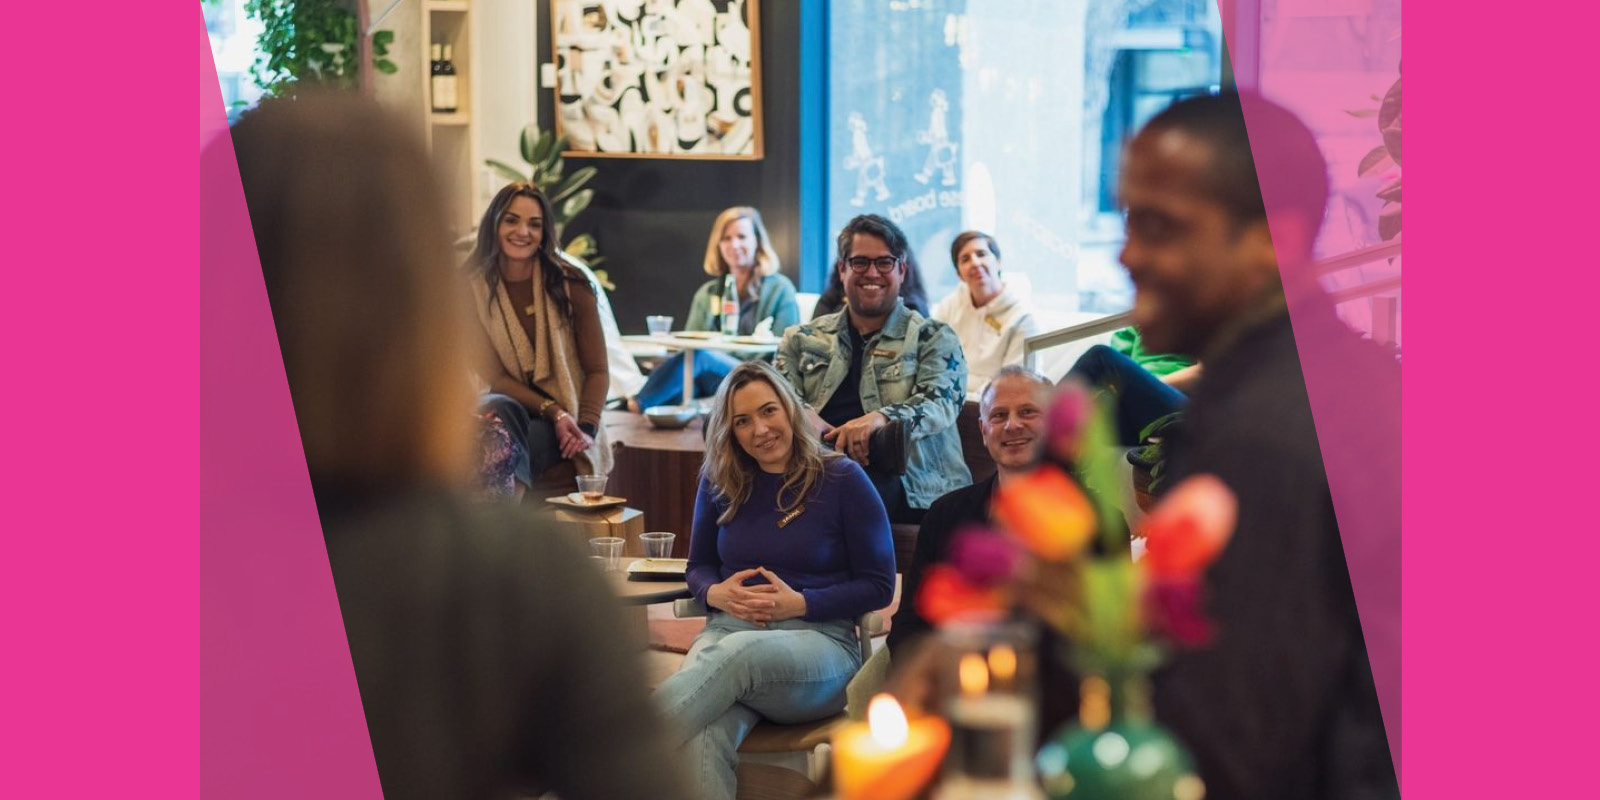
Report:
199,13,382,798
1221,10,1404,783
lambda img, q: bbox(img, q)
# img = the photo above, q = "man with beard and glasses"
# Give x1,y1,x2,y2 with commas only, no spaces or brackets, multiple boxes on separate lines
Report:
775,214,970,525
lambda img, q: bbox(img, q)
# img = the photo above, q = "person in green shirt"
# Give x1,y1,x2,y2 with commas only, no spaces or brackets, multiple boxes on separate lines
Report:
629,207,800,411
1067,326,1200,445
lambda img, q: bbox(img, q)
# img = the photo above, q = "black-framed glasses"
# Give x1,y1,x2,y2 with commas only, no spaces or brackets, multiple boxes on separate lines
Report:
845,256,901,274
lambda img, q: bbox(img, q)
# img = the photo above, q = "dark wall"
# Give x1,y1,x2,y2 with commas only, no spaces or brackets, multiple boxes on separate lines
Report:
537,0,814,335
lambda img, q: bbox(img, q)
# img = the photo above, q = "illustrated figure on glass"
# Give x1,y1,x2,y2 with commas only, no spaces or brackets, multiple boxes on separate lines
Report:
845,112,890,206
914,88,959,187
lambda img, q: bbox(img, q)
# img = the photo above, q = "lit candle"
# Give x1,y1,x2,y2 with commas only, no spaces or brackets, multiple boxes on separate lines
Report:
833,694,952,800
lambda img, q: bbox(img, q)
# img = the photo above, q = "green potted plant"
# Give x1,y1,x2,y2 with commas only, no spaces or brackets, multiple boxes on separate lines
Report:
244,0,395,96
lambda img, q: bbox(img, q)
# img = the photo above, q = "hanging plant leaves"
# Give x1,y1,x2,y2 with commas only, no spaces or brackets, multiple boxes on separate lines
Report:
1378,203,1402,241
1379,76,1402,165
1376,177,1402,203
1377,76,1402,130
1381,115,1402,167
1358,145,1394,178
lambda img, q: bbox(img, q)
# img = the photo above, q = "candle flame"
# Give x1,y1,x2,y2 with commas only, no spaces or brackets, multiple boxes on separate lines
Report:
988,644,1017,687
867,694,909,748
959,652,989,695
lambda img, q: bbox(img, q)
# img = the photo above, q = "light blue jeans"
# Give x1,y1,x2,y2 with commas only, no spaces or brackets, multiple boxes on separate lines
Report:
633,349,741,409
654,613,863,800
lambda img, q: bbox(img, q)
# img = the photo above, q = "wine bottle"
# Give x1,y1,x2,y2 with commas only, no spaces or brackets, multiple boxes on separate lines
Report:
429,43,447,112
440,44,459,113
720,274,739,337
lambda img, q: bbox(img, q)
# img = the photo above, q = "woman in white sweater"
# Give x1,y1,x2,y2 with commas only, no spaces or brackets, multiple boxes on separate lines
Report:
931,231,1039,398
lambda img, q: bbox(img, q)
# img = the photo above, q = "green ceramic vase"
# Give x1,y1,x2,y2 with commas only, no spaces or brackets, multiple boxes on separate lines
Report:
1035,675,1204,800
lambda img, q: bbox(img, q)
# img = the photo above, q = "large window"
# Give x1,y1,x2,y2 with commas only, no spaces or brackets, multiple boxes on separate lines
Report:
827,0,1223,329
204,0,267,124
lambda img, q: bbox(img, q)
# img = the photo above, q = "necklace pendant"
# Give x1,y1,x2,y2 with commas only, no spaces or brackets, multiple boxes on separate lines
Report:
777,505,806,529
523,303,537,316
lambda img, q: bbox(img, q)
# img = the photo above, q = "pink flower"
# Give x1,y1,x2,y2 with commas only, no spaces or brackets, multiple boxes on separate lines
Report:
1046,381,1093,463
1143,576,1214,647
948,525,1023,588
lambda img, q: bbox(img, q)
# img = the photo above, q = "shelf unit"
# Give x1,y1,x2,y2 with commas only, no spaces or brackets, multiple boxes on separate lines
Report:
422,0,477,238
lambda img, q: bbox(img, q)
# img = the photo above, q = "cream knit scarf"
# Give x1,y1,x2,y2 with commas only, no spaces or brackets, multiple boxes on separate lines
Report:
471,262,611,475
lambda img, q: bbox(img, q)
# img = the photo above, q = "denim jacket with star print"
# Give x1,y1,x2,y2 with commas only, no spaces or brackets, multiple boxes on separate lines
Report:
775,299,972,509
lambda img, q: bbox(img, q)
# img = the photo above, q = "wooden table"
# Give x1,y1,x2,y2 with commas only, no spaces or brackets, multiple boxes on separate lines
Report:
607,558,692,605
621,333,777,405
604,409,705,557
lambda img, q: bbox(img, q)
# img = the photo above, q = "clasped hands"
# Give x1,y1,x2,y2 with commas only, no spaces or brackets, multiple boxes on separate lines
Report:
706,567,807,627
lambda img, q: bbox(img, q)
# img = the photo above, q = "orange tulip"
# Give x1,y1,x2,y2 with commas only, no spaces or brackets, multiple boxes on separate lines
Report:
990,465,1097,562
915,565,1009,625
1139,474,1236,579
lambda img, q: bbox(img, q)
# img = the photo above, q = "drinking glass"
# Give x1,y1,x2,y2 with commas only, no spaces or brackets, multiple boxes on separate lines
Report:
588,537,624,572
640,531,676,559
576,474,608,501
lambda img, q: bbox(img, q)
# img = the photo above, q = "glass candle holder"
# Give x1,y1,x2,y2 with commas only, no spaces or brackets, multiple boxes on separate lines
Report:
932,621,1045,800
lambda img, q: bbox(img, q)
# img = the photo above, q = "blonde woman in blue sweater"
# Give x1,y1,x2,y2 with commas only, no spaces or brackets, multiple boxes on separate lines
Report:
654,361,894,800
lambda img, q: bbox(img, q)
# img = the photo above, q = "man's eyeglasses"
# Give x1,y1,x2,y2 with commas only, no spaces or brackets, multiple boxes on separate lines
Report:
845,256,902,274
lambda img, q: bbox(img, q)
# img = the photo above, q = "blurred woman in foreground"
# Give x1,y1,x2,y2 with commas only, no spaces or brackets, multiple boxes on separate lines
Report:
232,92,687,800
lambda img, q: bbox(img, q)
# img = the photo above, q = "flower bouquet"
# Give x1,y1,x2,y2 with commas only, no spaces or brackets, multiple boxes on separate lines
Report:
915,382,1237,799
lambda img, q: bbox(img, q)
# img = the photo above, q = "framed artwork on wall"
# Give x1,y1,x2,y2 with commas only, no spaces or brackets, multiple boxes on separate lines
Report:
550,0,764,160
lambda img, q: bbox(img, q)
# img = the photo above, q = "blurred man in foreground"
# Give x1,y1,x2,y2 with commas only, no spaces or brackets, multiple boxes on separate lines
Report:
1119,91,1399,800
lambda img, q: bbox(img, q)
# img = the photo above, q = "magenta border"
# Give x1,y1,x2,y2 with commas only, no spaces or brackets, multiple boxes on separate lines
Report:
164,3,1586,798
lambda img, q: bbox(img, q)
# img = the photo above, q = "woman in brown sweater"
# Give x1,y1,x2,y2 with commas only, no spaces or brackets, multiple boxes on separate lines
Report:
465,183,611,484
